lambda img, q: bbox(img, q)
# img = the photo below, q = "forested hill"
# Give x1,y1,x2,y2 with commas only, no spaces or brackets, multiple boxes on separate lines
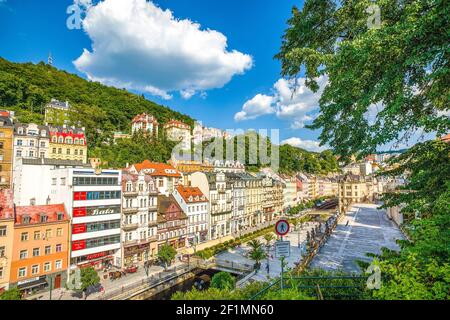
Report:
0,57,195,131
0,57,339,174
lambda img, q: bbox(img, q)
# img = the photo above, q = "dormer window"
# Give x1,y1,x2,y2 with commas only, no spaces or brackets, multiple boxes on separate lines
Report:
52,136,57,143
41,130,46,137
58,137,64,143
80,139,84,145
57,212,64,221
40,214,48,223
66,137,73,144
18,128,24,135
188,196,193,202
74,138,79,145
22,216,31,224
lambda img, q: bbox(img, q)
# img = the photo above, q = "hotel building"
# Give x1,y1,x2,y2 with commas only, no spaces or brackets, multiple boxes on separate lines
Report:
121,172,158,267
48,126,88,164
10,204,70,295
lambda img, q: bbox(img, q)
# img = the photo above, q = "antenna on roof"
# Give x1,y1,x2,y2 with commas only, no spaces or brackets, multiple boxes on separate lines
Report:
48,52,53,66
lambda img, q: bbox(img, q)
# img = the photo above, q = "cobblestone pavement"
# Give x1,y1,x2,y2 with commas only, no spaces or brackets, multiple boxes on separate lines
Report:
310,204,404,274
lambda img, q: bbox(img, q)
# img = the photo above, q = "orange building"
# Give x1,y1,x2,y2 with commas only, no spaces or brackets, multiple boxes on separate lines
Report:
0,189,14,293
10,204,70,295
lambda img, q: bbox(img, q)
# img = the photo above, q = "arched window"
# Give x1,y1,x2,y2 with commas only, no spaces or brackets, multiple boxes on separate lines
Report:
52,136,57,143
74,138,79,145
80,139,85,145
65,137,73,144
58,137,63,143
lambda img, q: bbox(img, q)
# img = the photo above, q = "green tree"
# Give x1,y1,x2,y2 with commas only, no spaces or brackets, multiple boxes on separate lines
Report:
210,272,236,290
276,0,450,299
0,287,22,300
158,244,177,270
247,239,262,251
79,267,100,299
263,233,275,246
249,247,267,272
276,0,449,160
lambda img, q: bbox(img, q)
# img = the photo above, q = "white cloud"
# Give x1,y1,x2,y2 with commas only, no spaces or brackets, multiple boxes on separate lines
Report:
74,0,253,99
234,94,275,121
281,137,327,152
235,76,327,127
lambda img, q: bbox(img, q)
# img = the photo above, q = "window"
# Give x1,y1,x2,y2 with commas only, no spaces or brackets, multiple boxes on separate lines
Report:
0,246,5,258
55,244,62,253
44,262,51,272
56,228,63,236
40,141,46,147
55,260,62,270
40,215,48,223
52,148,56,154
33,248,40,257
40,151,45,158
19,250,27,259
18,267,27,278
0,226,6,237
21,232,28,241
58,148,62,154
16,150,22,157
60,178,66,186
45,246,51,255
0,266,3,279
31,264,39,275
45,229,51,239
66,148,71,155
80,149,84,156
52,178,57,186
33,231,40,240
17,139,23,146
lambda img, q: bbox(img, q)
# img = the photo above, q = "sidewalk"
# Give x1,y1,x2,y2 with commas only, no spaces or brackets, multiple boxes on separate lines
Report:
26,260,186,300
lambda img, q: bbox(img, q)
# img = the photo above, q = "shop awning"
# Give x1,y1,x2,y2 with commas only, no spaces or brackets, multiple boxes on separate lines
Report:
17,277,48,290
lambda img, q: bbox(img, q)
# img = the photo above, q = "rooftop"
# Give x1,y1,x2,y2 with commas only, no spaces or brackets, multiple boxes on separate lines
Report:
176,185,208,203
14,204,69,226
129,160,182,178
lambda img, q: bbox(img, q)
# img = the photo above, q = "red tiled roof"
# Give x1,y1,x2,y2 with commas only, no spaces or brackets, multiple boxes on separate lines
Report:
15,204,69,225
0,189,14,220
163,119,190,129
440,133,450,143
132,113,158,124
129,160,182,178
176,185,208,203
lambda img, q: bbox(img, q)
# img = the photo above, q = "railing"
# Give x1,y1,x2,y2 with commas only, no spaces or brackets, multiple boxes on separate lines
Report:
101,264,194,300
250,276,370,300
122,207,138,214
122,223,139,231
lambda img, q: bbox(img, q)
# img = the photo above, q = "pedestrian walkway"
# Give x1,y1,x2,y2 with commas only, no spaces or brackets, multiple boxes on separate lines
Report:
310,204,404,274
26,261,185,300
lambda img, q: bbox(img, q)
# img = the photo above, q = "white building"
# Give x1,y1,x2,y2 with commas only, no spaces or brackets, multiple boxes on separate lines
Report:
126,160,183,195
13,158,87,206
163,120,191,150
173,185,209,245
121,172,158,267
190,172,232,240
50,168,123,269
131,113,159,136
224,173,246,234
13,123,50,163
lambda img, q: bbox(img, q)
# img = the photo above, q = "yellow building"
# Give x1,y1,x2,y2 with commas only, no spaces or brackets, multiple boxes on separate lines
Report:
0,113,14,189
338,173,377,213
48,126,87,164
0,189,14,292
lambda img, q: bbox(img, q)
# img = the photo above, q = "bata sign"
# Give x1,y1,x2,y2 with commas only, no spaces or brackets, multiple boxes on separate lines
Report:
92,208,115,215
73,206,120,217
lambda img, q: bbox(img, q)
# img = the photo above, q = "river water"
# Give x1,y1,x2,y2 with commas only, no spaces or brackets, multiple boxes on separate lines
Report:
147,269,225,300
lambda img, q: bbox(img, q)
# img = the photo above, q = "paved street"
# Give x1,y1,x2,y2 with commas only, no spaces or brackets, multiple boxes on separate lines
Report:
217,221,320,283
310,204,404,274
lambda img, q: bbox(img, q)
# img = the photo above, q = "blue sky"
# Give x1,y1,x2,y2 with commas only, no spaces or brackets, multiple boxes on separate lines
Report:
0,0,435,152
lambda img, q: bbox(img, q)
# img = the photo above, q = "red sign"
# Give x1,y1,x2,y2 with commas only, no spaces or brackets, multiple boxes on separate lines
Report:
73,192,87,201
72,224,87,234
275,219,290,236
73,207,87,217
87,252,108,260
72,240,86,251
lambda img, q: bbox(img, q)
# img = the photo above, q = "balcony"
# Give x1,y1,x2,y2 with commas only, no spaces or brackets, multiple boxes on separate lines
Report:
122,223,139,231
122,207,138,214
123,190,138,197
